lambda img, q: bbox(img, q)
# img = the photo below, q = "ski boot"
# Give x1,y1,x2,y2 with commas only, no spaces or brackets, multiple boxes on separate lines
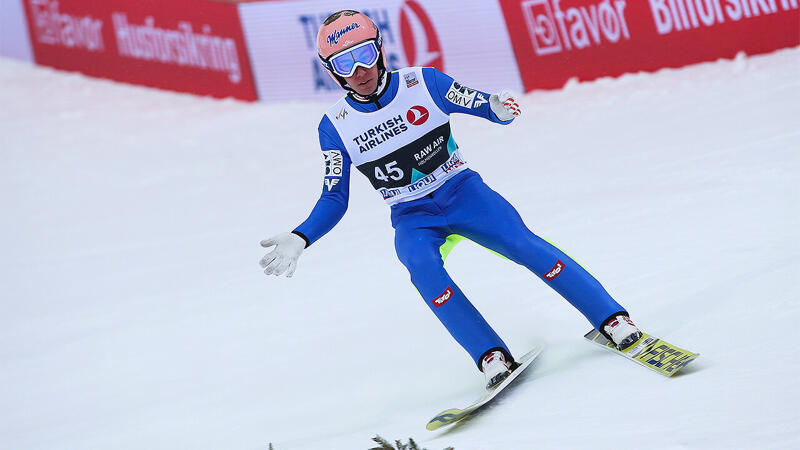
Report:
481,350,518,390
602,313,643,350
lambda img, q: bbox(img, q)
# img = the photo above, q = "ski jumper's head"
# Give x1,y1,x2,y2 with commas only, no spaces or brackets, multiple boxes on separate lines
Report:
317,10,387,98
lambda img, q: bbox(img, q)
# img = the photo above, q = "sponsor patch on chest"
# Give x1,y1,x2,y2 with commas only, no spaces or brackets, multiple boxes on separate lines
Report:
353,114,409,153
404,72,419,88
414,135,444,162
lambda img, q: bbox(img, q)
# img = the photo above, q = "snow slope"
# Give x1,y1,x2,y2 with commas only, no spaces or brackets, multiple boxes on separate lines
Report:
1,48,798,450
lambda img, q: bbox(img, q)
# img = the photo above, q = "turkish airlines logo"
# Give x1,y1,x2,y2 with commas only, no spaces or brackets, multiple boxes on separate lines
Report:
544,260,565,281
406,105,429,125
399,0,444,70
432,287,453,308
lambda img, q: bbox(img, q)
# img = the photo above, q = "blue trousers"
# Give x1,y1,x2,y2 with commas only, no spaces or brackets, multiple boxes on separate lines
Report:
391,170,626,368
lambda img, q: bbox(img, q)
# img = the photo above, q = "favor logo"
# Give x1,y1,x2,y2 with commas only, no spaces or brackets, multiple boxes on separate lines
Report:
522,0,631,56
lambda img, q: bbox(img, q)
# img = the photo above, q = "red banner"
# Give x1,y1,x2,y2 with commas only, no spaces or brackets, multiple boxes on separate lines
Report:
22,0,257,101
499,0,800,91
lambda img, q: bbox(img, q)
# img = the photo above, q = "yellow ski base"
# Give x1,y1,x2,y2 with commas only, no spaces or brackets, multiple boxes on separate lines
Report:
584,329,699,377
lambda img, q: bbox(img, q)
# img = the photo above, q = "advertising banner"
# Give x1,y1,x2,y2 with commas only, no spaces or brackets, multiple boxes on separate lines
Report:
239,0,523,101
22,0,258,100
499,0,800,91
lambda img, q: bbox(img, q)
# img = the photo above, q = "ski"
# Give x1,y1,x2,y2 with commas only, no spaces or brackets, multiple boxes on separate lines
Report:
426,344,544,431
584,329,698,377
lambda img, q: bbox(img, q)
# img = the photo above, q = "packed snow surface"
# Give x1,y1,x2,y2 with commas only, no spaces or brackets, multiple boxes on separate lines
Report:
1,48,799,450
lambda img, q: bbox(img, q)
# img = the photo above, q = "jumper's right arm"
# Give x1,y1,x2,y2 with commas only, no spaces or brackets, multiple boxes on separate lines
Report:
260,116,351,277
292,115,352,247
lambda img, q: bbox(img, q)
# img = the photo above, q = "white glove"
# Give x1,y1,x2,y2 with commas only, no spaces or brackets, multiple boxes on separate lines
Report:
489,90,522,121
260,232,306,277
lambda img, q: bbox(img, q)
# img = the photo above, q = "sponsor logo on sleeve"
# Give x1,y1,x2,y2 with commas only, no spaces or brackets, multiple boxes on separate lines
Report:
404,72,419,88
432,287,453,308
406,105,429,125
445,81,477,108
544,260,565,281
322,150,343,176
322,150,343,192
324,177,341,192
472,93,488,108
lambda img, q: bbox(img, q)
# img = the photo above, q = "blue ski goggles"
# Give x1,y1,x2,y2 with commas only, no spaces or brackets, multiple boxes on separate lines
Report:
320,40,380,78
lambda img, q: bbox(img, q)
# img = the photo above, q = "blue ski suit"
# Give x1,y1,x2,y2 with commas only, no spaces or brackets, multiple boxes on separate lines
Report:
293,67,626,368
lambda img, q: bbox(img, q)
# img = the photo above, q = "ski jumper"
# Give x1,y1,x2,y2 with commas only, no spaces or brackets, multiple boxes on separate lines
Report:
294,67,626,368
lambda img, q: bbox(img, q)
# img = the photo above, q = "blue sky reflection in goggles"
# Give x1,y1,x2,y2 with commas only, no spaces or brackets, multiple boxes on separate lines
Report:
323,40,380,78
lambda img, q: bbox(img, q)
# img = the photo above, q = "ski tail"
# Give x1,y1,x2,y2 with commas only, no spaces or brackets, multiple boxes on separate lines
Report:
584,329,698,377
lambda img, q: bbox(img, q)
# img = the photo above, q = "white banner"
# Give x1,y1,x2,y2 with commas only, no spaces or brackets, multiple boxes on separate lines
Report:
0,0,34,61
239,0,523,102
